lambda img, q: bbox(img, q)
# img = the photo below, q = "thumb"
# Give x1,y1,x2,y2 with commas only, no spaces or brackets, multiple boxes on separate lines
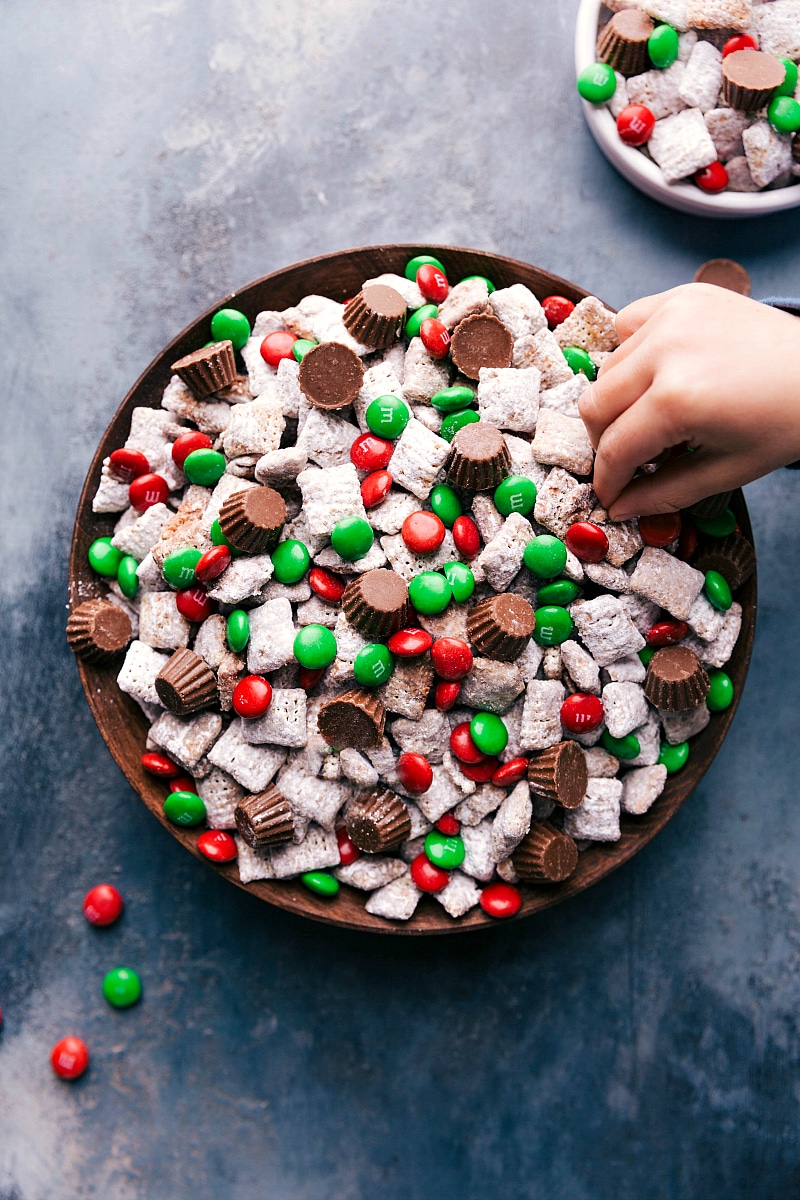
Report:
608,455,740,521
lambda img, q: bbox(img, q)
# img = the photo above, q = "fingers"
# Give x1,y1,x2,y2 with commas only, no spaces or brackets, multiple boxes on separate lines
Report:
591,391,675,509
607,455,742,520
579,341,655,447
614,290,672,341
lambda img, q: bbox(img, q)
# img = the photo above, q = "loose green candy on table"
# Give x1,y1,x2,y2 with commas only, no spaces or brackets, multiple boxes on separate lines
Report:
404,254,445,281
226,609,250,653
576,61,617,104
353,643,394,687
658,741,689,773
301,871,340,897
292,338,317,362
778,58,799,97
562,345,597,381
365,394,411,439
88,537,123,577
533,605,573,646
430,385,475,413
443,560,475,603
102,967,142,1009
271,538,311,583
330,516,374,561
164,790,206,826
294,624,337,670
162,546,202,589
408,571,452,615
704,569,732,612
183,448,227,486
648,23,679,69
524,534,568,579
536,578,580,606
706,669,734,712
768,95,800,134
210,307,251,351
424,830,465,870
440,410,480,442
694,509,736,537
117,555,140,599
460,275,495,294
602,730,641,760
405,304,439,340
430,484,462,527
494,475,536,517
470,712,508,756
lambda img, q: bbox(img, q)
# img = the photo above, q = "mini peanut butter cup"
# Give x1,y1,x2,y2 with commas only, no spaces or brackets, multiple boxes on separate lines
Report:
345,788,411,853
446,421,511,490
66,598,132,663
155,648,218,715
513,822,579,884
597,10,654,75
467,593,535,662
449,313,514,380
722,49,785,111
342,284,407,349
171,340,237,398
235,786,294,849
527,741,588,810
317,689,386,749
694,532,756,591
341,569,410,638
693,260,751,297
644,645,710,711
219,485,287,553
297,341,365,410
689,491,733,519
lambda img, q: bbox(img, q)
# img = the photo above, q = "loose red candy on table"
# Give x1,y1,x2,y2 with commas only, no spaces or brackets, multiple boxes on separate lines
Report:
176,587,216,622
299,666,326,691
416,264,449,303
83,884,124,926
565,522,609,563
109,448,149,481
336,825,361,866
129,473,169,512
51,1036,90,1081
638,511,681,548
232,675,273,719
410,852,450,893
480,882,522,919
387,627,433,657
194,545,231,583
616,104,655,146
695,161,728,194
435,680,461,711
172,430,213,468
197,830,238,863
396,753,434,795
420,317,451,359
452,515,481,559
560,692,604,733
492,758,529,787
431,637,473,681
450,722,487,764
460,756,499,783
361,470,392,509
309,567,346,604
169,774,198,794
402,510,446,554
436,813,461,836
722,33,757,56
260,330,297,367
141,751,180,778
646,620,688,647
542,295,575,328
350,432,393,471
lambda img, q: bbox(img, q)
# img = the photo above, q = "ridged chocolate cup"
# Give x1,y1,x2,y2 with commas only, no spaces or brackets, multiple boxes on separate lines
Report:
341,569,410,638
66,598,132,663
446,421,511,491
467,593,535,662
345,788,411,853
297,341,365,410
597,10,654,75
219,485,287,553
528,741,588,811
171,340,237,398
342,284,407,349
694,532,756,592
449,313,514,380
155,648,218,716
645,646,710,712
513,822,579,884
317,689,386,749
235,786,294,849
689,491,733,520
722,50,785,111
693,259,751,297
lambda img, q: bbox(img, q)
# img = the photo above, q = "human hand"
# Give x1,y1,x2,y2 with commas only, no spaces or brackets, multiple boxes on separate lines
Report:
578,283,800,520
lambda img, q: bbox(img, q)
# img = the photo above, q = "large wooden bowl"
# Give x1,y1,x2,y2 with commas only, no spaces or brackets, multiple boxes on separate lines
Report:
68,245,756,935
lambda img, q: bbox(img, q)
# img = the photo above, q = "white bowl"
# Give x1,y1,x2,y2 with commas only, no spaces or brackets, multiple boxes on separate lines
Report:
575,0,800,218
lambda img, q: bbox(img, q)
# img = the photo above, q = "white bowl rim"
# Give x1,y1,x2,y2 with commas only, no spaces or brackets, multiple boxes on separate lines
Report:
575,0,800,218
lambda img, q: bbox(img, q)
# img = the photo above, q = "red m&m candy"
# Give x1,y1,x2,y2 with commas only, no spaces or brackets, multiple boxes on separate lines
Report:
431,638,473,681
436,813,460,836
479,882,522,919
565,521,609,563
309,567,346,604
695,161,729,194
83,884,124,926
109,448,149,481
491,758,529,787
361,470,392,509
194,545,231,583
141,751,180,777
172,431,213,468
542,295,575,328
646,620,688,647
260,330,296,367
410,852,450,893
396,753,434,795
299,666,326,691
678,519,698,562
402,510,446,554
722,33,757,56
387,627,433,657
639,512,681,547
336,825,361,866
51,1036,90,1081
616,104,655,146
420,318,451,359
232,675,273,718
416,264,449,303
350,432,393,471
129,473,169,512
460,756,499,782
560,692,604,733
452,515,480,559
197,830,237,863
435,680,461,711
450,722,486,764
169,775,198,794
176,587,216,623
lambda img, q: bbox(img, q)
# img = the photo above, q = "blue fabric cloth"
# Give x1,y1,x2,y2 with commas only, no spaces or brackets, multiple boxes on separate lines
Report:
760,296,800,317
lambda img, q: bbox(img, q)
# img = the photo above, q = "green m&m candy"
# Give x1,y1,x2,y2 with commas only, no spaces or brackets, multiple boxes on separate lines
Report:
210,307,251,351
768,95,800,134
424,830,465,870
460,274,495,294
117,555,139,600
210,518,241,556
533,605,574,646
577,61,617,104
494,475,536,517
164,790,206,826
524,535,567,579
704,569,732,612
430,484,462,527
365,394,411,439
430,385,475,413
88,537,123,577
162,547,202,589
638,646,656,667
226,609,250,653
408,571,452,615
405,304,439,340
440,409,480,442
271,538,310,583
294,625,337,670
648,23,679,69
694,509,736,537
301,871,340,897
658,741,689,773
602,730,641,760
536,578,580,606
777,58,799,97
405,254,445,282
562,345,597,381
102,967,142,1009
706,669,734,712
331,517,374,561
443,560,475,603
353,643,394,687
183,448,227,486
292,338,317,362
470,712,508,756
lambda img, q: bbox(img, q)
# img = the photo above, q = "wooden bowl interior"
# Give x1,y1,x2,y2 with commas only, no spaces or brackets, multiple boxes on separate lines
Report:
68,244,756,934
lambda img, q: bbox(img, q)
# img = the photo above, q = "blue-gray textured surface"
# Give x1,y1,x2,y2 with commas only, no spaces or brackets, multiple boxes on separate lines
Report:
1,1,800,1196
